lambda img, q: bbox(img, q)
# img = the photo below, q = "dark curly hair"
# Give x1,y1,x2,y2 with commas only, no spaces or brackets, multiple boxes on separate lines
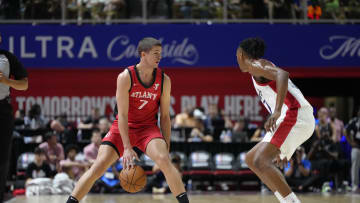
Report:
238,37,266,59
65,144,79,155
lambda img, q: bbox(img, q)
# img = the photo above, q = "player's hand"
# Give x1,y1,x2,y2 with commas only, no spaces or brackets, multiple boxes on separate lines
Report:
275,155,288,170
265,111,281,132
123,148,139,170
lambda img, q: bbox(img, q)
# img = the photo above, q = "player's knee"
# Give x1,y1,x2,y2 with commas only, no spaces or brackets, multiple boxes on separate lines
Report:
246,151,267,171
252,155,269,171
245,152,255,168
154,154,171,168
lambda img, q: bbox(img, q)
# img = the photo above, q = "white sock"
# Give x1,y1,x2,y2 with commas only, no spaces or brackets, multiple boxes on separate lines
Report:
274,191,285,203
283,192,301,203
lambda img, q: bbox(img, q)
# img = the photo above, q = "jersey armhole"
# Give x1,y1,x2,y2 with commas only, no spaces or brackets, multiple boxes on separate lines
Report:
126,68,133,92
161,70,165,95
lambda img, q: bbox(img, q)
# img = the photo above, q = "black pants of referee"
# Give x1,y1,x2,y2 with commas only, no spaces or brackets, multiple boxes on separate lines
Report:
0,98,14,202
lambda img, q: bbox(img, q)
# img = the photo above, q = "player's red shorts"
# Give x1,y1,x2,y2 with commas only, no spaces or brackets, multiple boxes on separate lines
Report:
101,125,165,157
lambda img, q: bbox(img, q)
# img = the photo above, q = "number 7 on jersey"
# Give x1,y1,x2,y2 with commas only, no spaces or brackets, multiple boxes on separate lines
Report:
138,100,149,109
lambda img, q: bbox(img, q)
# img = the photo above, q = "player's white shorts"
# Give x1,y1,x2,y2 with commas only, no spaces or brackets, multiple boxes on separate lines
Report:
262,106,315,160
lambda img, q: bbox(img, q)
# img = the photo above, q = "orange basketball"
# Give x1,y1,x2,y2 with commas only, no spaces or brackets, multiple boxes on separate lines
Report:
119,165,147,193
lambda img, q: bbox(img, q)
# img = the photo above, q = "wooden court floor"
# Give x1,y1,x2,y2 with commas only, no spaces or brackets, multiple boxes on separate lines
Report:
6,193,360,203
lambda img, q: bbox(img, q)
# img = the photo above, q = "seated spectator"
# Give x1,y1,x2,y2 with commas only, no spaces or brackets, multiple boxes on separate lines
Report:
24,104,47,130
205,104,226,140
83,129,102,165
98,117,111,137
97,159,123,193
231,117,249,143
174,106,198,128
188,119,213,142
39,132,65,171
146,154,182,194
60,144,90,181
14,109,26,129
25,148,53,186
51,113,77,145
251,121,266,142
284,146,318,192
78,107,101,130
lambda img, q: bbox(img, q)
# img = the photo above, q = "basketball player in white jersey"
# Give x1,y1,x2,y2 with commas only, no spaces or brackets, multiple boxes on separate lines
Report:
236,37,315,203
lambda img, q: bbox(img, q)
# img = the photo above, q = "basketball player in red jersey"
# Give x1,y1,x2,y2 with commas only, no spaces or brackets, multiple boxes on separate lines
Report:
237,38,315,203
66,37,189,203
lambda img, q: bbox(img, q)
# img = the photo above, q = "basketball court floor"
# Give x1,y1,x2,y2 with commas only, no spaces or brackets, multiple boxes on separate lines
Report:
5,193,360,203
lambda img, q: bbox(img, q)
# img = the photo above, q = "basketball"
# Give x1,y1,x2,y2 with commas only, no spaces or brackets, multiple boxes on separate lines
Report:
119,165,147,193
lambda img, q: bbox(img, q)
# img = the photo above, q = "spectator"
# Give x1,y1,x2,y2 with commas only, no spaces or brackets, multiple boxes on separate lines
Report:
205,103,225,140
188,118,213,142
315,107,336,142
325,0,340,19
97,159,123,193
103,0,127,21
51,113,77,145
307,0,322,19
329,106,345,143
78,107,101,130
39,132,65,171
60,144,90,181
83,129,102,165
231,117,249,143
14,109,26,129
24,104,47,130
174,106,198,128
308,113,351,191
98,117,111,137
25,148,53,186
345,107,360,193
146,153,182,194
284,146,317,192
251,121,266,142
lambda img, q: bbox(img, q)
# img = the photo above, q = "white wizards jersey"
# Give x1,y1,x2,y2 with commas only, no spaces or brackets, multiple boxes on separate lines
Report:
252,77,312,114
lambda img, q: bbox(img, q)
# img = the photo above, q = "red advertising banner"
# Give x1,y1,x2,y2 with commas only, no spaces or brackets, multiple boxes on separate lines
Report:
11,68,323,122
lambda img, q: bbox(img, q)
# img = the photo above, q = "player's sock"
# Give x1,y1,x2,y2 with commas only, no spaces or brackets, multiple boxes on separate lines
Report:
274,191,285,203
283,192,301,203
176,192,189,203
66,195,79,203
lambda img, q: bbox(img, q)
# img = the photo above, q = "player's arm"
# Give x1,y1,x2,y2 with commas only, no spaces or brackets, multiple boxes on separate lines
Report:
0,73,28,90
116,70,139,169
249,61,289,132
159,74,171,151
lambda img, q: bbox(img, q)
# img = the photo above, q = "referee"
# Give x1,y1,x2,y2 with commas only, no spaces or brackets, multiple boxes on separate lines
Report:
0,33,28,202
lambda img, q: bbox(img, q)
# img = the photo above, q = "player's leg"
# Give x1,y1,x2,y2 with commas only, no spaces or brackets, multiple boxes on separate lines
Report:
66,144,119,202
146,139,188,203
245,142,292,196
247,107,314,203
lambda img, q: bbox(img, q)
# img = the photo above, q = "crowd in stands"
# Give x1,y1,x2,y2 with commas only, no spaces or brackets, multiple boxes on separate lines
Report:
10,103,360,196
1,0,359,21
